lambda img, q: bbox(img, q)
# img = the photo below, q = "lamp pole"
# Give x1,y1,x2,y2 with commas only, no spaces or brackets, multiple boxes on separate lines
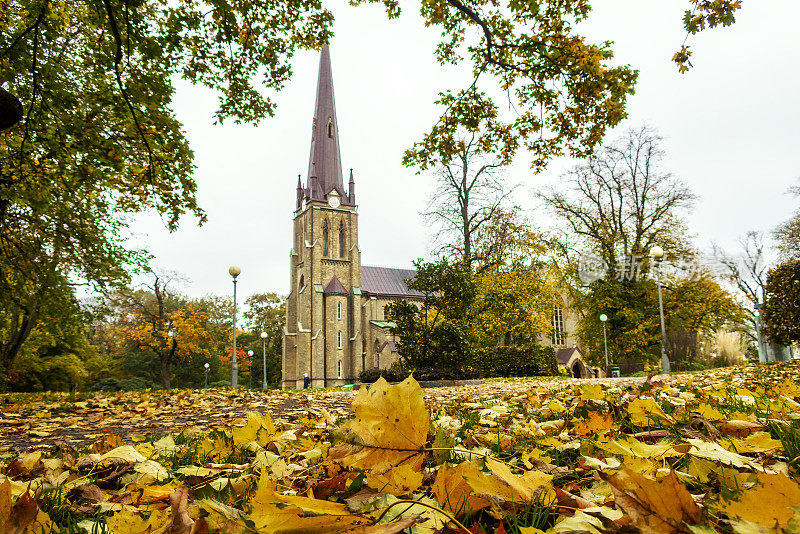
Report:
229,265,241,387
599,314,609,375
247,350,254,387
260,331,268,389
204,363,210,388
649,246,671,373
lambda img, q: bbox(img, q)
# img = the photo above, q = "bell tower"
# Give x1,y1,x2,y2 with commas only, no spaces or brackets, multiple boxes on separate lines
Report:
283,45,361,389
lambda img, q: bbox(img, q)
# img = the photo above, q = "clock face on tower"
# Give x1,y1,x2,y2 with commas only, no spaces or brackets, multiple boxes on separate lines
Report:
328,195,340,208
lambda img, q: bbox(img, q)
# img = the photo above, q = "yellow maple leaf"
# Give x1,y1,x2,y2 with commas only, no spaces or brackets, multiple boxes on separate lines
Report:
252,469,350,516
232,411,276,448
720,472,800,529
330,376,429,495
581,384,604,401
349,376,429,450
602,467,702,533
628,397,673,427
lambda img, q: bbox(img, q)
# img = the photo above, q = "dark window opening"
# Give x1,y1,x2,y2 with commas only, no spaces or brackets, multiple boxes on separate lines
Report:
339,221,345,257
322,219,329,256
327,118,333,138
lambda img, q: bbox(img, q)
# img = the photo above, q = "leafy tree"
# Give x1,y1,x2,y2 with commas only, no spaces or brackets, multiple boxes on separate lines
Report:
577,269,745,368
4,276,97,391
762,259,800,345
108,274,214,388
468,210,557,347
242,293,286,387
0,0,333,389
387,259,475,370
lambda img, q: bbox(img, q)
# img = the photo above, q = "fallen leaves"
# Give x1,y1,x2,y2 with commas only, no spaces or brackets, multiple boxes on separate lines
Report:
0,361,798,533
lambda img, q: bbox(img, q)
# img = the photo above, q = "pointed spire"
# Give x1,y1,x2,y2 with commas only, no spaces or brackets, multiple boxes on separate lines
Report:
307,44,344,201
295,175,303,210
348,168,355,204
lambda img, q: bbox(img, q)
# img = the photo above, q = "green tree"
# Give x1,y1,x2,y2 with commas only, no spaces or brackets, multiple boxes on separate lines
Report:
0,0,333,389
387,259,475,371
762,259,800,345
242,293,286,387
4,275,97,391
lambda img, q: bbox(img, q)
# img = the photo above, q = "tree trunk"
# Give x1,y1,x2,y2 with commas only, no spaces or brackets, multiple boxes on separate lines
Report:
160,352,171,389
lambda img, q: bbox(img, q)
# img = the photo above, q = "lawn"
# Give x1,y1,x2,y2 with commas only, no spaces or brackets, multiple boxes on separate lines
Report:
1,361,798,533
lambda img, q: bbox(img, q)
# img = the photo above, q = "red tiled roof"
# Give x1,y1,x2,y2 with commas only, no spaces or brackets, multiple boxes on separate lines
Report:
361,266,423,298
323,276,348,295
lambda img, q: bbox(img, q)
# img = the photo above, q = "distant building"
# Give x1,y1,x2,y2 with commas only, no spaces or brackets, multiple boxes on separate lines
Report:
282,46,423,389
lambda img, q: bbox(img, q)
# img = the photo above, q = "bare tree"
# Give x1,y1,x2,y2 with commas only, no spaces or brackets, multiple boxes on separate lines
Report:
424,133,512,271
712,231,769,358
774,179,800,260
538,126,696,272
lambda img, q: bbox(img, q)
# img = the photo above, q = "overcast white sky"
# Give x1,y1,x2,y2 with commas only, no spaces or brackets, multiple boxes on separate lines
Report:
129,1,800,299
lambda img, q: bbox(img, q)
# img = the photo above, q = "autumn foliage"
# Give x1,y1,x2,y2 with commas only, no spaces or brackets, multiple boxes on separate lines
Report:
1,362,800,532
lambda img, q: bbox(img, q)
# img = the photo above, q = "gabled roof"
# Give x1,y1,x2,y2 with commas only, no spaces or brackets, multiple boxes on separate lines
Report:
323,276,348,295
361,266,424,298
555,347,584,365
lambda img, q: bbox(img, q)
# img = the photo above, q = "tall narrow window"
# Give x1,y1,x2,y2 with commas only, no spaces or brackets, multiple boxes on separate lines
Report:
299,274,305,293
337,302,342,320
298,221,303,260
337,331,342,349
322,219,329,256
337,360,342,379
327,117,333,138
338,221,345,257
552,305,566,345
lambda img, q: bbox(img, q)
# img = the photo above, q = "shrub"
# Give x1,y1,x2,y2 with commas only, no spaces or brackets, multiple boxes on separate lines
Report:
358,368,404,384
471,345,557,377
208,380,231,388
90,377,156,391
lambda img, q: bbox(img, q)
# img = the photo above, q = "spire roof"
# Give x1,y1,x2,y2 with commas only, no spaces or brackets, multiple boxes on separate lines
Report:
307,45,344,200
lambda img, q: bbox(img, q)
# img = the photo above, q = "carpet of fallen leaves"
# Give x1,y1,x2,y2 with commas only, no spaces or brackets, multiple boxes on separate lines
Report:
1,362,800,534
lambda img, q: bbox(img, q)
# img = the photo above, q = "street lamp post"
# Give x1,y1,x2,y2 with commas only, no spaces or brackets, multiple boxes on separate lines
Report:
247,350,254,386
599,314,609,375
649,246,671,373
229,265,241,387
260,332,268,389
204,363,210,388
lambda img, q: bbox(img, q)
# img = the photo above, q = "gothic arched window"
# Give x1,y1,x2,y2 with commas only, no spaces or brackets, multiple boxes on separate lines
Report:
327,117,333,138
338,221,345,257
322,219,329,256
552,304,566,345
299,274,305,293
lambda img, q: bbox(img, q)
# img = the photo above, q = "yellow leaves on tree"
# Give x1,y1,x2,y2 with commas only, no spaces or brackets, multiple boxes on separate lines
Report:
330,376,429,496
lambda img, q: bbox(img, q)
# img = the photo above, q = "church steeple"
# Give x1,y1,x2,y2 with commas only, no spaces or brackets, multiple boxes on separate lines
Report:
306,45,345,202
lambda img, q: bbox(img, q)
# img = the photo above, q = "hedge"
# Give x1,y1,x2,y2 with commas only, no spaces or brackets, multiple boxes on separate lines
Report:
358,344,557,383
472,345,558,377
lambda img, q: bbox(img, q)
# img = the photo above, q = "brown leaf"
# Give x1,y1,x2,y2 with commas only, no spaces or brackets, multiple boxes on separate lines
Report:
164,486,194,534
601,467,702,533
68,483,104,504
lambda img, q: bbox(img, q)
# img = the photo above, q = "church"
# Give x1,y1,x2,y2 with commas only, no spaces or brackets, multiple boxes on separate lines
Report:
282,46,589,388
281,46,424,389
